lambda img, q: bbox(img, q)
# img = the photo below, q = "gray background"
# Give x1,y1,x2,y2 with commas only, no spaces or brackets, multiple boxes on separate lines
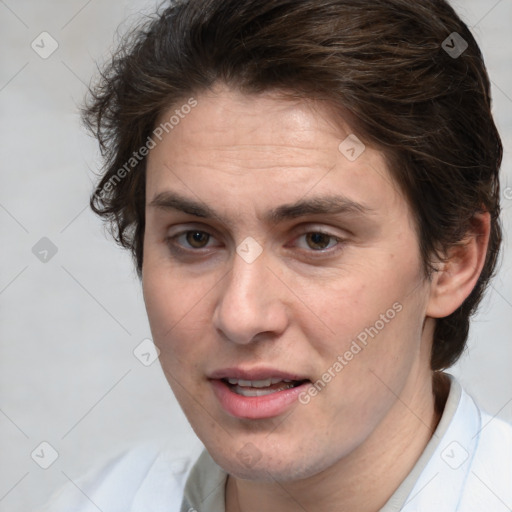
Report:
0,1,511,510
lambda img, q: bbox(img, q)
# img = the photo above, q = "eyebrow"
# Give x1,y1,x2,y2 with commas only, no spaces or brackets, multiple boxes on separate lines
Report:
148,191,373,226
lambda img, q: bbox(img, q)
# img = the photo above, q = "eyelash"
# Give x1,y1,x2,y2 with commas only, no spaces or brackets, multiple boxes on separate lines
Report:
165,229,345,258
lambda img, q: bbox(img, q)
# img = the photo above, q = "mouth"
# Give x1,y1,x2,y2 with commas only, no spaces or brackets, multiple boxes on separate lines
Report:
208,369,312,419
222,377,310,397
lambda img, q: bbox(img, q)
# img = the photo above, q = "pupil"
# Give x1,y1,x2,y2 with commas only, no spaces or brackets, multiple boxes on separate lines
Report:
187,231,209,248
307,233,330,250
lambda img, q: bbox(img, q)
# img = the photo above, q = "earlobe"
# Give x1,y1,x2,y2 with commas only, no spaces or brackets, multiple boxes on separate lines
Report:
426,212,491,319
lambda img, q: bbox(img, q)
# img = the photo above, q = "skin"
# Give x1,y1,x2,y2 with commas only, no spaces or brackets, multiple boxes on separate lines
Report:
142,83,490,512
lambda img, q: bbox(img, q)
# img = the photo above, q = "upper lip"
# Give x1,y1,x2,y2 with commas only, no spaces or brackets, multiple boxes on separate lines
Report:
208,367,310,382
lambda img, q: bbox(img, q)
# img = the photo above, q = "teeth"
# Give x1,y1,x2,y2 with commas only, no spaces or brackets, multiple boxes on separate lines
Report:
226,378,294,387
231,383,296,397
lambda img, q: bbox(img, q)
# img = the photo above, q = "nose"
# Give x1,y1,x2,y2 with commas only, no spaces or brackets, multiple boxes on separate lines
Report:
212,249,289,345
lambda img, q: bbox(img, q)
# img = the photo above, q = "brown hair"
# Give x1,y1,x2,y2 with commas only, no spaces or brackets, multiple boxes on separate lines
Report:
83,0,502,371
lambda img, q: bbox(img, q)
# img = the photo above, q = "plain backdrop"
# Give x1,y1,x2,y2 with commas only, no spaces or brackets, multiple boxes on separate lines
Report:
0,0,511,510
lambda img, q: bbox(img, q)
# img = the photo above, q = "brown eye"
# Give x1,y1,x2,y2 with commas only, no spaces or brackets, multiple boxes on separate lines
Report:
185,231,210,248
305,232,334,250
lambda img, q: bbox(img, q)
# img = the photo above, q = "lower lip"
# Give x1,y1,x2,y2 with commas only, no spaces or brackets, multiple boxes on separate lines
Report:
210,379,311,419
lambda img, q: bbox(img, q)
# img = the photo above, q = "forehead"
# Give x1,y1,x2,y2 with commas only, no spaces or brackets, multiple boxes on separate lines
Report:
153,85,353,165
146,85,406,221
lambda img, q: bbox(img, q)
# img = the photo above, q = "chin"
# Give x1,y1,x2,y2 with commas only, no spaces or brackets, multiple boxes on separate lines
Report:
207,442,334,482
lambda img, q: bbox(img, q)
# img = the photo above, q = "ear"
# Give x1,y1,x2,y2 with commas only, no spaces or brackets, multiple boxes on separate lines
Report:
426,212,491,318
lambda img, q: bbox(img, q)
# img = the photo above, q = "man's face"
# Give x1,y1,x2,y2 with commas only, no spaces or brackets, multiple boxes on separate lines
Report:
143,84,434,481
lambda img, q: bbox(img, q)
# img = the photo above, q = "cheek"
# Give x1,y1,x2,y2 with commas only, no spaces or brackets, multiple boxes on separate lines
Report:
142,258,216,370
306,266,415,345
306,252,427,380
143,242,197,333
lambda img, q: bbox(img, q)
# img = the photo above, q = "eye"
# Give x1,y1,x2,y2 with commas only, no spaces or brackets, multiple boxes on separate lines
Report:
184,231,211,249
169,230,217,250
294,231,343,252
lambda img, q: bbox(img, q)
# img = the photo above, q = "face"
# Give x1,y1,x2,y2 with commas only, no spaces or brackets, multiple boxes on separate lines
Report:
142,84,434,481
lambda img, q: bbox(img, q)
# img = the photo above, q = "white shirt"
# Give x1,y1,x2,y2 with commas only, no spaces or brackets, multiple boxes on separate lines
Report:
43,376,512,511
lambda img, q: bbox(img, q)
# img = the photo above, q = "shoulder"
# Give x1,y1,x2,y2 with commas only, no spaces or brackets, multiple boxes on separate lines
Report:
42,442,197,512
458,391,512,510
463,412,512,506
402,377,512,512
466,392,512,475
477,410,512,457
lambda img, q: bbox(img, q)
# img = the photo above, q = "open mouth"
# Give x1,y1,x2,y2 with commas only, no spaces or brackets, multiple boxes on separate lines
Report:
222,377,310,397
210,373,313,418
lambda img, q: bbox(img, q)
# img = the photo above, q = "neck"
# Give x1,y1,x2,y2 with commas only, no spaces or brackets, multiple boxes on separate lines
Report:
226,371,445,512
